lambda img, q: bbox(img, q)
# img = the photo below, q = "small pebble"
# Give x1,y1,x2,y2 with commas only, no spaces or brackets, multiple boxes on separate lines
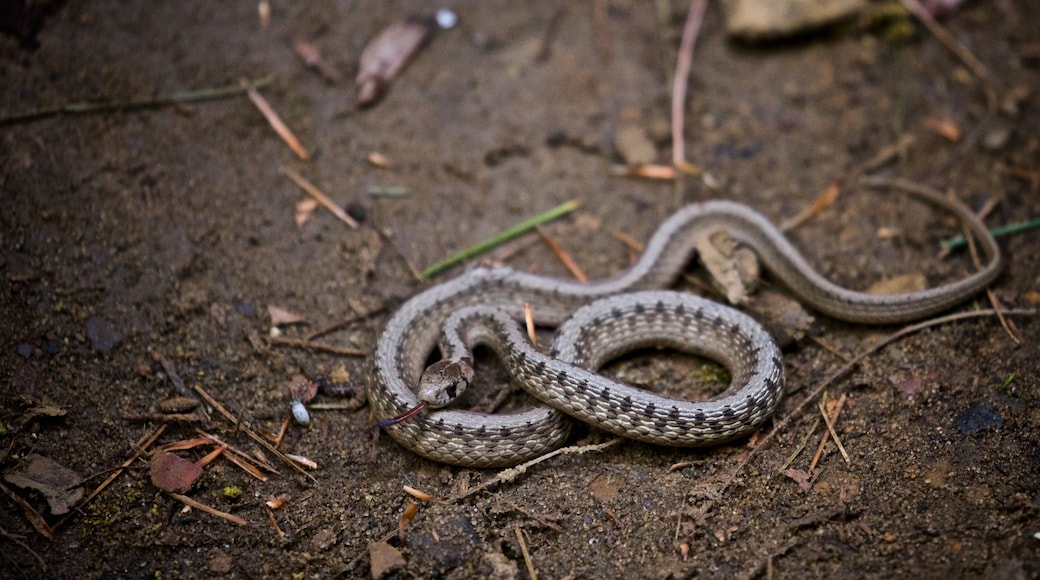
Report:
85,316,124,353
16,343,33,359
953,405,1004,434
436,9,458,30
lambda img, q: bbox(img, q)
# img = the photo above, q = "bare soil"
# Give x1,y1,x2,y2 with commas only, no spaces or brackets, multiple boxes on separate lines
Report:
2,1,1039,578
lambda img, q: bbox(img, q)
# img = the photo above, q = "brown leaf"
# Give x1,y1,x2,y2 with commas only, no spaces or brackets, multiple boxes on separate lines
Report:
783,468,816,494
356,16,435,106
149,450,203,493
4,454,84,515
267,305,306,326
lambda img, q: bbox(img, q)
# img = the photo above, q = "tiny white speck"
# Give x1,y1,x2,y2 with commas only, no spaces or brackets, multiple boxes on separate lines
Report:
1034,531,1040,540
436,9,458,30
292,399,311,425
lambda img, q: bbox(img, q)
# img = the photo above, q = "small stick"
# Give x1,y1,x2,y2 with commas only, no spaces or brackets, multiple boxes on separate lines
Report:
524,302,538,345
266,506,285,537
168,492,248,526
0,481,55,540
419,200,580,279
719,308,1038,497
0,525,45,570
56,424,167,530
818,394,850,464
781,179,844,232
537,227,588,282
305,304,388,341
193,384,317,482
247,87,310,160
900,0,990,80
452,439,621,502
671,0,709,167
280,167,359,229
157,353,192,398
515,526,538,580
777,416,821,472
0,75,275,126
264,334,366,357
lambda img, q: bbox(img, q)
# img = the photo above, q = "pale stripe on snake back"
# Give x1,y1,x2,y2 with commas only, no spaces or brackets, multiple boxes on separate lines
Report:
366,179,1002,467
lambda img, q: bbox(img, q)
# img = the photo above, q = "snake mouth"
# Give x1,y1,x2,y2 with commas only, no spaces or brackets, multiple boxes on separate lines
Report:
377,401,429,428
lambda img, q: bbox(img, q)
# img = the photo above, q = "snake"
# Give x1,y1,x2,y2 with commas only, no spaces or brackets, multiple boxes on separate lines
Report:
366,179,1002,467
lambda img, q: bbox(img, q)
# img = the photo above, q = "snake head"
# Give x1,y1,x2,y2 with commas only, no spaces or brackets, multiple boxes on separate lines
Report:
418,359,475,407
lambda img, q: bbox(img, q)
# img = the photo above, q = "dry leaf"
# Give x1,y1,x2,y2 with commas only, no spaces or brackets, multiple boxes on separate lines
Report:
150,451,203,493
268,305,306,326
4,454,84,515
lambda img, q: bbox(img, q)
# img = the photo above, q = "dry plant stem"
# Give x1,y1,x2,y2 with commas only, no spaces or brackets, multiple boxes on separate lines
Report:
956,195,1021,343
0,525,45,570
265,335,366,357
55,424,167,531
247,87,310,160
524,302,538,345
671,0,708,167
536,227,588,282
778,416,820,472
193,384,318,483
305,305,387,341
781,179,843,232
280,166,359,229
168,492,248,526
515,526,538,580
158,353,192,397
818,395,850,464
452,439,622,503
0,75,275,126
266,506,286,537
720,308,1038,496
0,481,54,540
900,0,990,80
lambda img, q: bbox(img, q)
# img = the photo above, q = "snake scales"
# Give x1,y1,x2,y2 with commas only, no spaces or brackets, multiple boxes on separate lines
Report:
366,179,1002,467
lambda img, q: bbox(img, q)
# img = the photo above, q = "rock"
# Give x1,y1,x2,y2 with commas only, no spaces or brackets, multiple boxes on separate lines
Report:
615,125,657,166
479,551,519,580
953,405,1004,434
368,541,405,578
85,316,123,353
721,0,867,41
407,516,482,573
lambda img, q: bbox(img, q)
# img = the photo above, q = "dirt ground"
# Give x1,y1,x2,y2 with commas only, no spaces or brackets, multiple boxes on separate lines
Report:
2,1,1039,578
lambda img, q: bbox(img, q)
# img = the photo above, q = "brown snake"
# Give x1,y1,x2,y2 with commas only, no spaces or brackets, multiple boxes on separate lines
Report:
367,179,1002,467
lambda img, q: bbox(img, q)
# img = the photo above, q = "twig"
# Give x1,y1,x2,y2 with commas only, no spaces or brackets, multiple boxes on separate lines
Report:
0,481,54,540
452,439,621,502
817,394,850,464
781,179,844,232
192,384,317,483
157,354,193,398
419,200,580,279
719,308,1038,496
941,218,1040,250
247,87,310,160
536,227,587,282
0,75,275,126
515,526,538,580
900,0,990,81
280,167,359,229
168,492,248,526
671,0,708,168
777,417,820,472
55,425,167,531
0,525,46,571
305,304,388,341
264,335,366,357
